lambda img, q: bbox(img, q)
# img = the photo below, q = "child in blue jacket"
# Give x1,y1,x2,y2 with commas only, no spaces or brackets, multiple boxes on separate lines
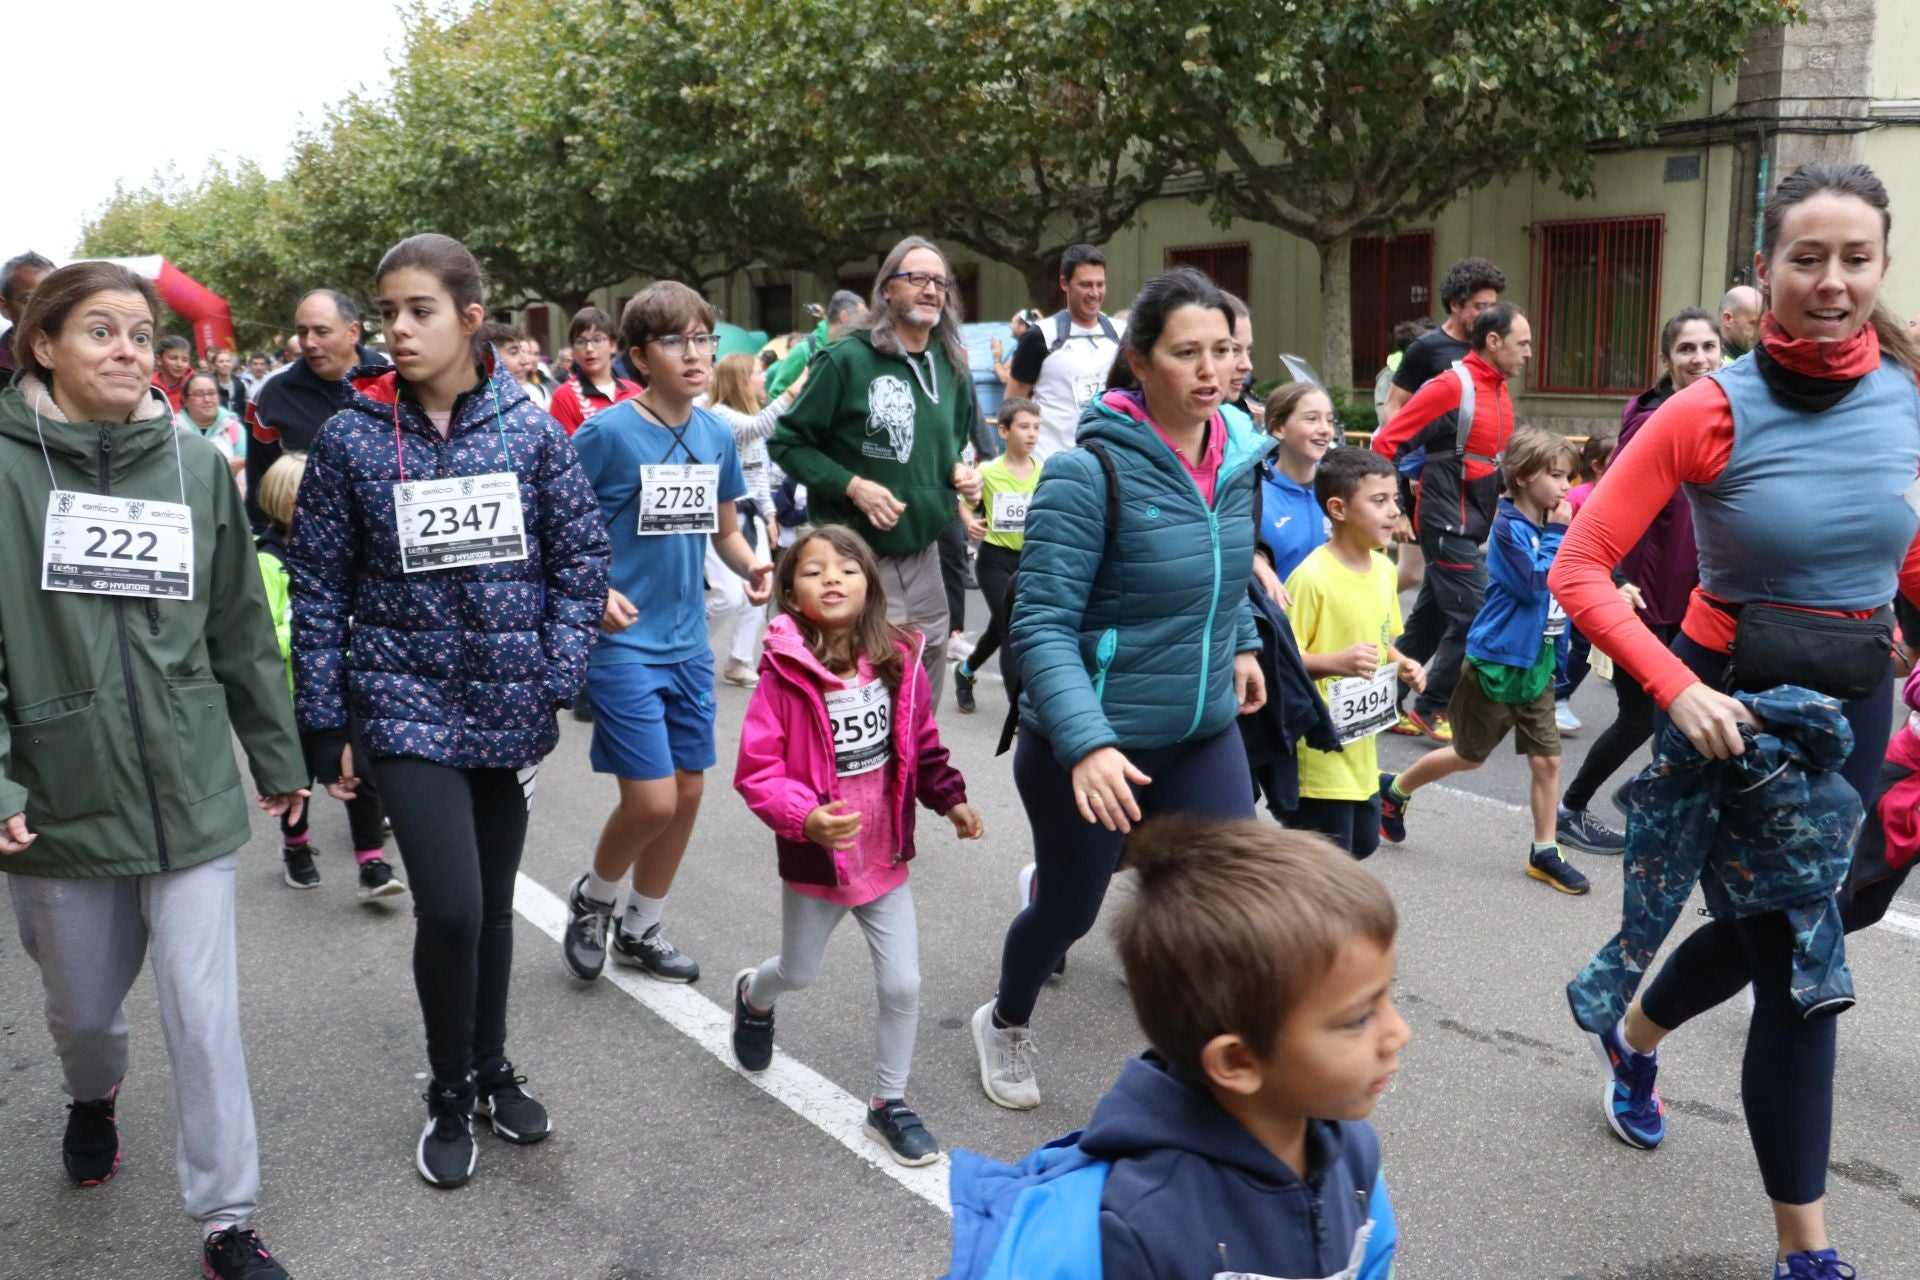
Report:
945,817,1406,1280
1377,429,1596,894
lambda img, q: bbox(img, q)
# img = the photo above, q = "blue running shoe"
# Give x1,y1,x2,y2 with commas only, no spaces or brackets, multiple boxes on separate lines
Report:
1378,773,1408,844
1775,1249,1857,1279
1586,1022,1664,1149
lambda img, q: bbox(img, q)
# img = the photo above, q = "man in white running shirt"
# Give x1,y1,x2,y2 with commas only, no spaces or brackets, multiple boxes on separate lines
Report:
1004,244,1125,461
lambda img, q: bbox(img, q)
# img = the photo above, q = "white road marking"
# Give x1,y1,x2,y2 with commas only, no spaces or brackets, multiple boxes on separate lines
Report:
1426,787,1920,944
510,873,953,1215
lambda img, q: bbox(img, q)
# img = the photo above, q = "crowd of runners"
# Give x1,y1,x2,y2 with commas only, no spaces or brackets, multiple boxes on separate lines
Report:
0,159,1914,1279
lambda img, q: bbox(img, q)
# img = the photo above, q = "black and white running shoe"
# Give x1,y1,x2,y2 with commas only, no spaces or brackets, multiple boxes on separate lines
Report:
417,1079,477,1189
474,1061,550,1144
611,922,700,983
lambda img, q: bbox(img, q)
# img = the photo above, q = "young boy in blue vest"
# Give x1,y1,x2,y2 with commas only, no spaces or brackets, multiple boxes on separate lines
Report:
945,817,1405,1280
1378,428,1593,893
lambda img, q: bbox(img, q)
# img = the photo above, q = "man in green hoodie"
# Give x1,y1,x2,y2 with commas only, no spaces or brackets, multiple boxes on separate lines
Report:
770,238,984,703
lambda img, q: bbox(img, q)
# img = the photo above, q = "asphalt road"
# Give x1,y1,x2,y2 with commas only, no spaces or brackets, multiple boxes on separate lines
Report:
2,592,1917,1280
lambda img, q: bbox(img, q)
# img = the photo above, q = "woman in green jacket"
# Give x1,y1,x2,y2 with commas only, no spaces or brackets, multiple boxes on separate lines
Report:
0,262,310,1280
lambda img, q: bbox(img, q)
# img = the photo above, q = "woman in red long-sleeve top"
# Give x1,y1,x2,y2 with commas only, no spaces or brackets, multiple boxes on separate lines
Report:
1548,162,1920,1279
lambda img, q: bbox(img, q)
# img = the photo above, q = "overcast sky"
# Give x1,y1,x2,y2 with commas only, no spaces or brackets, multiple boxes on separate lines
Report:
3,1,428,261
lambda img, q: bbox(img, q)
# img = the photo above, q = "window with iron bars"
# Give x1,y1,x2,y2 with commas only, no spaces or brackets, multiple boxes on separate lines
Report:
1532,215,1665,395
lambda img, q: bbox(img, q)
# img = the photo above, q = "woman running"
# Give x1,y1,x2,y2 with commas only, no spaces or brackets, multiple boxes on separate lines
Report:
1550,162,1920,1280
969,267,1270,1110
289,233,609,1189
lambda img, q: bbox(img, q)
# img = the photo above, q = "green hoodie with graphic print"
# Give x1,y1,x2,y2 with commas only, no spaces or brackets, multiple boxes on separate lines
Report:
768,328,978,557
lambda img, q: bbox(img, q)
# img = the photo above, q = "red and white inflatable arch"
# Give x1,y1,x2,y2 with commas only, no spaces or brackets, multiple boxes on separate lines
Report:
71,255,236,358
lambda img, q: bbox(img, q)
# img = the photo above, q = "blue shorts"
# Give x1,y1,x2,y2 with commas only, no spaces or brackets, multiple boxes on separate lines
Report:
587,655,717,780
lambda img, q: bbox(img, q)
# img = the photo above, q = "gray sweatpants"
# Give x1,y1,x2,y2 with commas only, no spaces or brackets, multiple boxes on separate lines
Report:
879,543,950,706
9,853,260,1231
746,883,921,1100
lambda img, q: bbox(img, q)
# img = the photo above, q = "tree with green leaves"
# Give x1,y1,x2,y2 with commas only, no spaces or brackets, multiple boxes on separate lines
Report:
1108,0,1800,387
701,0,1178,308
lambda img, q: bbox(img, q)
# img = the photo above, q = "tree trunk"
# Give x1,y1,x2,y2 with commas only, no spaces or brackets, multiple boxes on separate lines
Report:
1317,229,1354,396
1017,256,1059,318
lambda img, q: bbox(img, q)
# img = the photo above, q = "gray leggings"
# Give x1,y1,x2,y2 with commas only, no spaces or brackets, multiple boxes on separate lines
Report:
746,883,920,1100
9,853,260,1231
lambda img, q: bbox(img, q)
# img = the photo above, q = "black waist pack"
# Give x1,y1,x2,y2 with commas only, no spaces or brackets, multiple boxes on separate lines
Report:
1722,602,1893,702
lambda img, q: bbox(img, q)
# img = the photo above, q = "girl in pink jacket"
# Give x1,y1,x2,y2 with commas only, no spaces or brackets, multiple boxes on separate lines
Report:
731,525,981,1167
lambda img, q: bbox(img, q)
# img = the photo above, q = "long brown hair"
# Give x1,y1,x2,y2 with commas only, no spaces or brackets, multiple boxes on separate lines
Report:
1760,162,1919,371
710,352,761,415
776,525,910,691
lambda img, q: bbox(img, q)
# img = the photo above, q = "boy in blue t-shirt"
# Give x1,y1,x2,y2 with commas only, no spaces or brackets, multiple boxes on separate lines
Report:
945,817,1406,1280
560,283,772,984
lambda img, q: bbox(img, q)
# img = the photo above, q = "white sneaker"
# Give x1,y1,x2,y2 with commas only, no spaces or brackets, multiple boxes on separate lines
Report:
947,631,976,663
971,1000,1041,1110
1017,862,1037,910
1555,699,1582,735
723,659,759,688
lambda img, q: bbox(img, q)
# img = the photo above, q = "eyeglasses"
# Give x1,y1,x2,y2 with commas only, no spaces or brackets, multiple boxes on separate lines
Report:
648,333,717,357
574,335,612,350
887,271,954,293
186,388,220,399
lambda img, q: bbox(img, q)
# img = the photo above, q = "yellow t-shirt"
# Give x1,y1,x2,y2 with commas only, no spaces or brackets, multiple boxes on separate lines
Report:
977,454,1042,551
1286,545,1404,801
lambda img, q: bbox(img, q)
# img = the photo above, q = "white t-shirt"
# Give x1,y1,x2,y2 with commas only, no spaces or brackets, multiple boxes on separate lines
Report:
1011,314,1124,461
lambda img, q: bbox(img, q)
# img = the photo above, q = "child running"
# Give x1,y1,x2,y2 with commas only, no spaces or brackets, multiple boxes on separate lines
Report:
952,396,1041,714
1378,428,1591,893
561,281,774,986
1284,447,1425,859
731,525,981,1166
1257,382,1338,581
945,817,1405,1280
254,452,402,900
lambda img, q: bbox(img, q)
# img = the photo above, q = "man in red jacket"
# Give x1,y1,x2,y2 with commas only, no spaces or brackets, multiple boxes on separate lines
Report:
1370,303,1531,740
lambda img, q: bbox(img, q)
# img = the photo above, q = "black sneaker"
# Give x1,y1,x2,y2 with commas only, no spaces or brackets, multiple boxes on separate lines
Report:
612,922,700,982
416,1078,477,1189
731,969,775,1072
474,1061,550,1145
1556,805,1626,855
953,666,976,714
281,845,319,889
561,875,613,981
356,858,407,901
202,1226,292,1279
864,1099,941,1167
63,1086,120,1186
1527,844,1591,895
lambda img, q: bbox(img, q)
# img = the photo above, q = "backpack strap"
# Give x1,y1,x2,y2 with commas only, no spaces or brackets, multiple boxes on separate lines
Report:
995,442,1122,756
1449,360,1499,466
1048,311,1120,353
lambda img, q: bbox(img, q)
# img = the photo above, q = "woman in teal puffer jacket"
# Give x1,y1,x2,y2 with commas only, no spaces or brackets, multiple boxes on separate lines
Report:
969,268,1273,1110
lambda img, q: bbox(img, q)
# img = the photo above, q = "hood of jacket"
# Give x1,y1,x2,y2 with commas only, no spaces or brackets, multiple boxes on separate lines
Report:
1077,388,1274,483
1620,377,1675,441
1077,1054,1384,1278
1080,1054,1317,1186
0,374,179,480
342,349,529,432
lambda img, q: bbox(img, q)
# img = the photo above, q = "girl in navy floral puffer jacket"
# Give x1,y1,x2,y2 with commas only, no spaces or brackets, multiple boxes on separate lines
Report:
288,234,609,1189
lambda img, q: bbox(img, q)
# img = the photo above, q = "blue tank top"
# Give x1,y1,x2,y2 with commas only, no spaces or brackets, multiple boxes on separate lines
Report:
1689,354,1920,609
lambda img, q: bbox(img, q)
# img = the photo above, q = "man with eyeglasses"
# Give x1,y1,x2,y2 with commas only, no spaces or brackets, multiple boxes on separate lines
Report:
549,305,641,435
244,288,384,534
1003,243,1124,461
771,236,986,703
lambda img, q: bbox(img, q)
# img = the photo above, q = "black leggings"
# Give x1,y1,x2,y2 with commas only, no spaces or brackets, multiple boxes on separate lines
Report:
282,732,387,850
370,757,534,1087
938,517,970,633
995,726,1254,1025
1287,796,1383,861
965,543,1021,675
1561,623,1675,812
1637,634,1893,1205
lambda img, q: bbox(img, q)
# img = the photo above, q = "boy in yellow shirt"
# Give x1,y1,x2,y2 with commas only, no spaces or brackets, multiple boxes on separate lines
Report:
1285,447,1425,859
